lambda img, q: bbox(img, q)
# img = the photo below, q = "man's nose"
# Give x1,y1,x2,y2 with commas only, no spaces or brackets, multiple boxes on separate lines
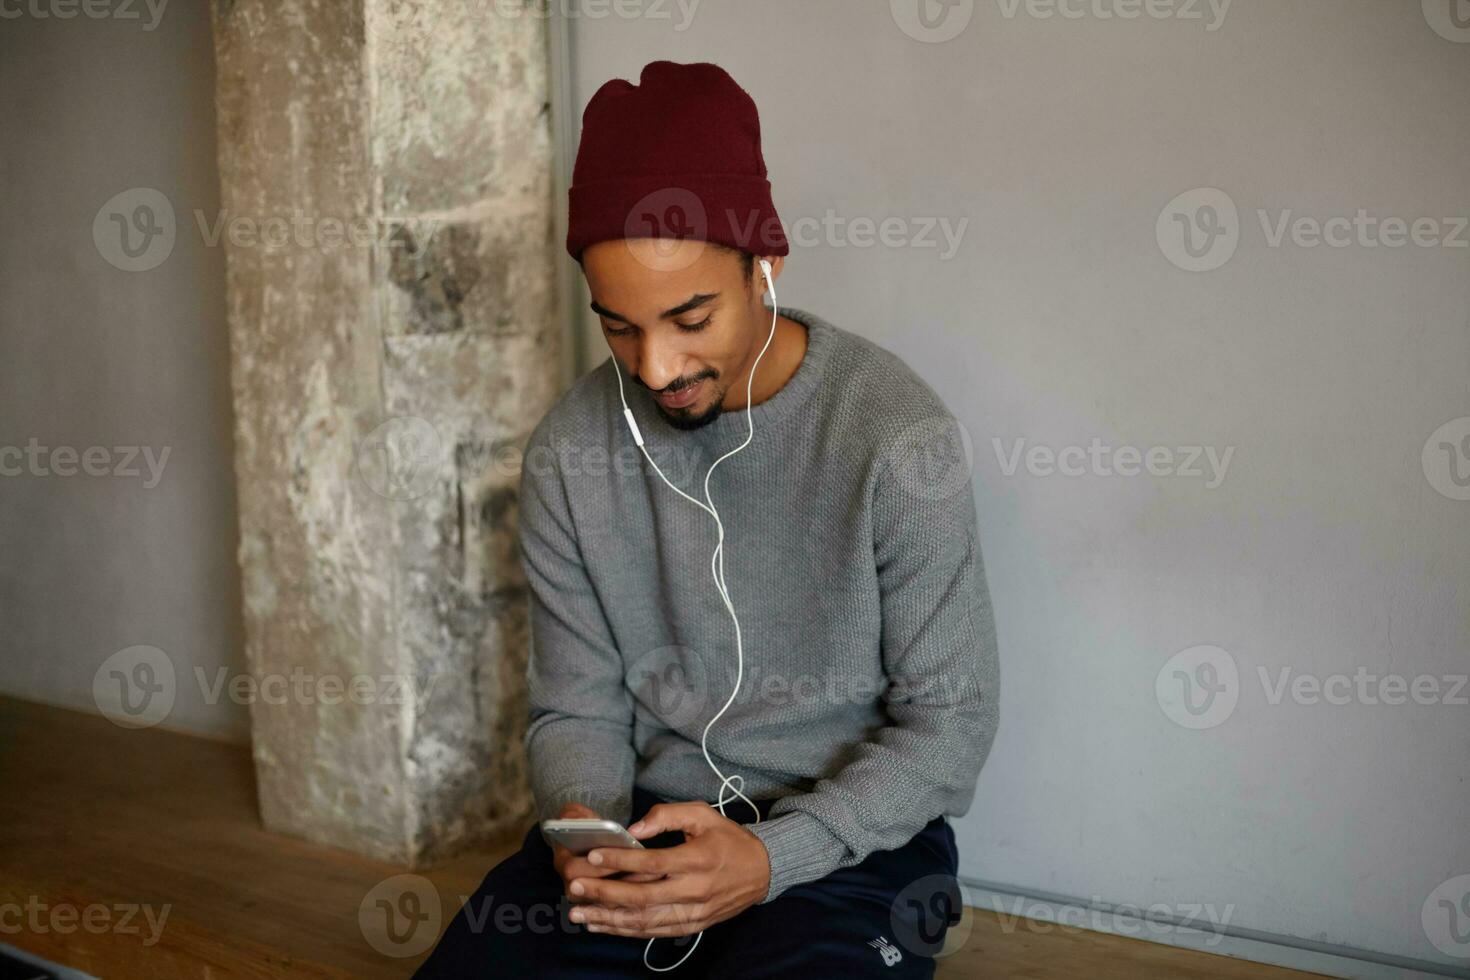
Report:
634,334,684,391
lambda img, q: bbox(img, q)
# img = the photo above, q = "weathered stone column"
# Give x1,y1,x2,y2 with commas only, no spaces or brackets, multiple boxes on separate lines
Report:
211,0,560,865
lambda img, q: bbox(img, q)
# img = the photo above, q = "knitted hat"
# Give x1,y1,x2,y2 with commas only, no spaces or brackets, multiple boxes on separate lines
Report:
566,60,789,263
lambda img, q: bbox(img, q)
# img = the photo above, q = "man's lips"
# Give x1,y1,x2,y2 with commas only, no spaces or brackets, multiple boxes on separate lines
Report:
656,380,703,409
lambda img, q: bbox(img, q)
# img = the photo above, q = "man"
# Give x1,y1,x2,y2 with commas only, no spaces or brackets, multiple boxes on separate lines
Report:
416,60,1000,978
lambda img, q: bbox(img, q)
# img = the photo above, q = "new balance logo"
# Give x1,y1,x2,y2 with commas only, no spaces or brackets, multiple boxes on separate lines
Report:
868,934,903,966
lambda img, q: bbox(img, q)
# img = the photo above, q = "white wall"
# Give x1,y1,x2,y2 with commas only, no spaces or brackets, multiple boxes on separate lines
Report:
563,0,1470,969
0,2,249,741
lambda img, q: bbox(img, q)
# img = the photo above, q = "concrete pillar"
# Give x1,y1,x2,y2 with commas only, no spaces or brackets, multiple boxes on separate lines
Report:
211,0,559,865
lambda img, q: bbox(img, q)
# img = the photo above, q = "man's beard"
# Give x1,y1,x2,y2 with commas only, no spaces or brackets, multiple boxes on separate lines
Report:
657,386,725,431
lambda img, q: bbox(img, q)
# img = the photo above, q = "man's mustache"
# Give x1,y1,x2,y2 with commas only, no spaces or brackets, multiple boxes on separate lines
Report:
635,370,717,394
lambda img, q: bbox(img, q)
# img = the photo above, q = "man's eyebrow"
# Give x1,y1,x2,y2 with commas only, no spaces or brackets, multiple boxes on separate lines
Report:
589,293,719,325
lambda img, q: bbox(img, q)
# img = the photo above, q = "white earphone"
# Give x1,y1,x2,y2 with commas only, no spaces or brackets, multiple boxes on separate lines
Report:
611,257,778,971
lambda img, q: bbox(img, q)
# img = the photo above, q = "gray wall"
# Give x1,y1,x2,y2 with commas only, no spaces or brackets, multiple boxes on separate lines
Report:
564,0,1469,968
1,0,1465,969
0,1,249,741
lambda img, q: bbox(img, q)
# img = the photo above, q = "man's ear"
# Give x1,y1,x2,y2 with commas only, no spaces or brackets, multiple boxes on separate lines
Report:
755,255,785,296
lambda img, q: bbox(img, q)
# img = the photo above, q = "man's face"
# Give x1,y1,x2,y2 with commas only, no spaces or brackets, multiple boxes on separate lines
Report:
582,239,762,431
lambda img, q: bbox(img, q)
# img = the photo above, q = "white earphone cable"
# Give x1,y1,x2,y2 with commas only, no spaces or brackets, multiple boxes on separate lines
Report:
611,259,779,972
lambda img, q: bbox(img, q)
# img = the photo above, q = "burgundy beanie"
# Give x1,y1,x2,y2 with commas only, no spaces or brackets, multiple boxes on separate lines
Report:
566,60,789,262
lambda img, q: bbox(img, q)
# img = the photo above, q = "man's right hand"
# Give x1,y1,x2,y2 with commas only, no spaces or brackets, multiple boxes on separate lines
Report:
550,802,662,900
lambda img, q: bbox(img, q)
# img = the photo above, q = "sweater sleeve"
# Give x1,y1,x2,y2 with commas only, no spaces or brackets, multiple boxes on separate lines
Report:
746,413,1001,902
518,420,638,827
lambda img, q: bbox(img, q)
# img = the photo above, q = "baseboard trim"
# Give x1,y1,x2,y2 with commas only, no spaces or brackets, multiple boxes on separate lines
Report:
958,878,1470,980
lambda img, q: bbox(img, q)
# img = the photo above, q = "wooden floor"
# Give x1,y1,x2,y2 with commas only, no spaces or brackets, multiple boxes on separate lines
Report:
0,696,1327,979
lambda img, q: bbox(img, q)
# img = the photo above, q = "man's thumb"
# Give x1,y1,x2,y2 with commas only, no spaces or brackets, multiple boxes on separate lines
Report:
628,801,715,838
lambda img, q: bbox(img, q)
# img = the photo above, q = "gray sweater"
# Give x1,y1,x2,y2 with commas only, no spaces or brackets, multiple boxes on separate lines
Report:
517,304,1001,903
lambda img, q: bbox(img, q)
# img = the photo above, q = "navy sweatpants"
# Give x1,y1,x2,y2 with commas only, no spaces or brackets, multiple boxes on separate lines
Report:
413,785,963,978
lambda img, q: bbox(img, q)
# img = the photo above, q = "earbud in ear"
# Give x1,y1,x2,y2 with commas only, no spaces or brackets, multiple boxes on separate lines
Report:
759,258,774,294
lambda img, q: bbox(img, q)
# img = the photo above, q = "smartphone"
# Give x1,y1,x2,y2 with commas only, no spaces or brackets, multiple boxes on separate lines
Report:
540,818,645,855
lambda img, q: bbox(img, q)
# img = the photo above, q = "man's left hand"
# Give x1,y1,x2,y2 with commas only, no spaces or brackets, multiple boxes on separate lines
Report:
567,800,771,938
